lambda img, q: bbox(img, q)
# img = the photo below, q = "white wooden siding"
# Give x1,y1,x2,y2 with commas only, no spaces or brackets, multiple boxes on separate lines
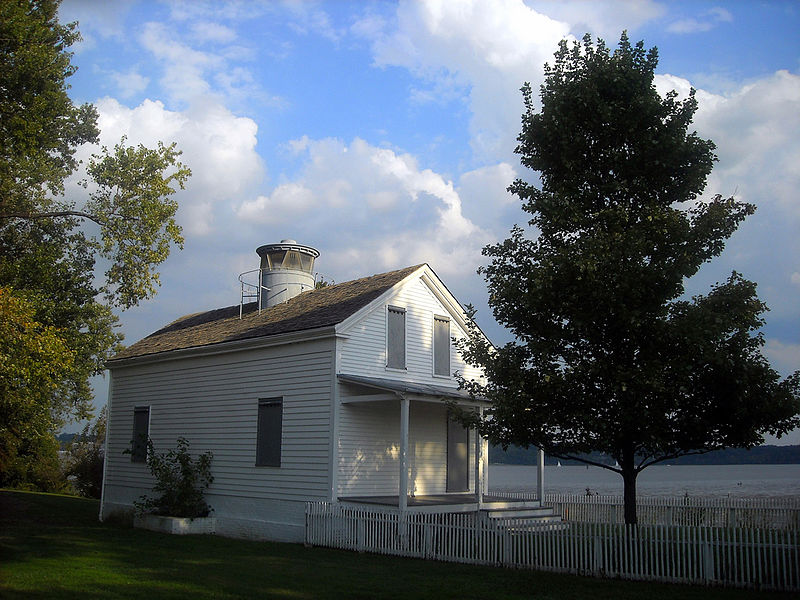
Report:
103,338,334,508
338,276,484,387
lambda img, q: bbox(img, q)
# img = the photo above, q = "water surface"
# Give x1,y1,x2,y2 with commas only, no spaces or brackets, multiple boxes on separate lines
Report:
488,464,800,498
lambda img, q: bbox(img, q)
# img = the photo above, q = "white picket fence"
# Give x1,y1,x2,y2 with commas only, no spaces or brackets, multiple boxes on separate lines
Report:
305,502,800,591
493,492,800,530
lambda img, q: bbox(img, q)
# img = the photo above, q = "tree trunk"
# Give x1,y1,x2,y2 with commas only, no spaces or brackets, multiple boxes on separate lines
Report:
622,466,638,525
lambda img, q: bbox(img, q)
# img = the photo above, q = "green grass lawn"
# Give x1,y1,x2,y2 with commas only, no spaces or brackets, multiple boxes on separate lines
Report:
0,490,793,600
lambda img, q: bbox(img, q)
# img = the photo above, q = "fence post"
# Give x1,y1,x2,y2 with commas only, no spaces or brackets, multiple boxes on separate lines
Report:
357,518,365,552
702,540,714,584
593,531,603,573
423,522,432,559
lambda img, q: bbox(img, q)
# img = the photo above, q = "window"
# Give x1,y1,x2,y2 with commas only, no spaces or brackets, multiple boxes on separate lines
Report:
131,406,150,463
256,398,283,467
433,315,450,376
387,306,406,369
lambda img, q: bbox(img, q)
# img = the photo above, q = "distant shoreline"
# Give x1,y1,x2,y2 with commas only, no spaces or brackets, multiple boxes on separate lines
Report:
489,444,800,466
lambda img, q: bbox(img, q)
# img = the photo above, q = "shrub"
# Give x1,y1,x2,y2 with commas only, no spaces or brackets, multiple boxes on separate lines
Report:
133,437,214,518
65,408,106,498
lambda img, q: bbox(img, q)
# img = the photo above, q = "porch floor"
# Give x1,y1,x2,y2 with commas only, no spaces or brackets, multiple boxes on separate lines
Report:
339,493,522,507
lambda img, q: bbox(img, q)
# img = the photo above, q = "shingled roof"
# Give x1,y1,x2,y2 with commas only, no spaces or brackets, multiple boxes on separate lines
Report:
111,264,424,363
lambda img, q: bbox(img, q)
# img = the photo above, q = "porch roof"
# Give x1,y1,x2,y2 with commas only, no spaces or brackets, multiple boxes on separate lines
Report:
337,373,488,404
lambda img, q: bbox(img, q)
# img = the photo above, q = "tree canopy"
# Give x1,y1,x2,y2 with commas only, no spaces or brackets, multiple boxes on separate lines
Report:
457,33,800,524
0,0,190,488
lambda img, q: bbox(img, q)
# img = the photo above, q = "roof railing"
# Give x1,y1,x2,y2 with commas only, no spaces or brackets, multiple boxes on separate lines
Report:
238,269,270,319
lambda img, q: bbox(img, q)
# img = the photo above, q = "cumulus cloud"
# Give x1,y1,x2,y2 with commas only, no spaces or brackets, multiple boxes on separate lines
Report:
655,70,800,329
235,137,494,282
359,0,572,162
656,70,800,214
72,97,263,236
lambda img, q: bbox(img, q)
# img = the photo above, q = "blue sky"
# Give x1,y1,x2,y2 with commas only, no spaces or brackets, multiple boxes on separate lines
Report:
58,1,800,442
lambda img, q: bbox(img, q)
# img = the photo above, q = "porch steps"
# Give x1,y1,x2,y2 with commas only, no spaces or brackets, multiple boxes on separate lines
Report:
481,505,565,532
483,506,560,520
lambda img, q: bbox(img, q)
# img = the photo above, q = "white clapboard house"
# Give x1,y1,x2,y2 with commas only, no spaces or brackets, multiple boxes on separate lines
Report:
100,240,547,541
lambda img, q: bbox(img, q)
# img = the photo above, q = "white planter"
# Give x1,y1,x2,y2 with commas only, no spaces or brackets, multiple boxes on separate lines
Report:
134,514,216,535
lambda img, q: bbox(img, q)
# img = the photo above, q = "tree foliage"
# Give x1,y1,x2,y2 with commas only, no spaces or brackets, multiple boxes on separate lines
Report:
0,0,190,489
0,285,75,484
65,407,107,498
457,33,800,524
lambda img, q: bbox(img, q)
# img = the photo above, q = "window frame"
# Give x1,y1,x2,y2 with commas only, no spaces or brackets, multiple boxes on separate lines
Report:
386,305,407,370
256,397,283,467
130,405,150,463
433,314,451,377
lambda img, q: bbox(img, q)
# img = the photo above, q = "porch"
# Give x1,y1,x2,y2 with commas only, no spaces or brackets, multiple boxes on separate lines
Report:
339,493,559,522
331,373,544,512
336,374,547,512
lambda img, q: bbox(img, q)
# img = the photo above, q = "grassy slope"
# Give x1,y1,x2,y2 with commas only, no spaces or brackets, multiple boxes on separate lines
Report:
0,490,793,600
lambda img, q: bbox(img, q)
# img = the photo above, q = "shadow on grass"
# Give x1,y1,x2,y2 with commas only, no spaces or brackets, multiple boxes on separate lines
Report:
0,490,793,600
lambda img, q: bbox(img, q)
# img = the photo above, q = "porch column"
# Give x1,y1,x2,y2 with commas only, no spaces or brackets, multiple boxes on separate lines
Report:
398,394,410,513
475,406,484,509
537,447,545,504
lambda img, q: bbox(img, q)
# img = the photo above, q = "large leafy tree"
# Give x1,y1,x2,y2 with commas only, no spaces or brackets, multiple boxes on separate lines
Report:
0,0,190,486
457,33,800,524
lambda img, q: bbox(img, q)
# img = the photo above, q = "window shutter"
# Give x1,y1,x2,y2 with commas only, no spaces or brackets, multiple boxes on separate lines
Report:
434,316,450,376
131,406,150,463
387,307,406,369
256,398,282,467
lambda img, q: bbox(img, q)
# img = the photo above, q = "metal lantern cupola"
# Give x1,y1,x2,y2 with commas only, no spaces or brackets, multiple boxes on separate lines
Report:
253,239,319,309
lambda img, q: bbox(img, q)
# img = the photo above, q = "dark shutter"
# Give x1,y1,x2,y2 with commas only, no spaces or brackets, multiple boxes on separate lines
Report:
131,406,150,463
256,398,282,467
446,411,469,492
434,316,450,376
387,307,406,369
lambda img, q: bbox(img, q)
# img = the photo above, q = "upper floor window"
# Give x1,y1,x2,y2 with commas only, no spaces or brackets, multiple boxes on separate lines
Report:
387,306,406,369
433,315,450,376
131,406,150,463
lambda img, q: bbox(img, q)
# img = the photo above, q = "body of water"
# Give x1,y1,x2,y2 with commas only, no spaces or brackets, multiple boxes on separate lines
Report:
488,464,800,498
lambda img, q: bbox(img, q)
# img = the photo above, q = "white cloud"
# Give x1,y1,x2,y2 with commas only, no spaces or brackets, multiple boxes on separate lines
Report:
190,21,237,44
360,0,572,162
656,70,800,331
457,162,526,233
237,183,316,224
84,97,263,236
527,0,665,39
284,2,343,42
235,137,491,283
140,22,219,104
109,68,149,99
667,6,734,34
59,0,136,49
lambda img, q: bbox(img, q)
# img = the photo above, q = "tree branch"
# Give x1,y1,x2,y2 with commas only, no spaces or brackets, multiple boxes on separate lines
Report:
0,210,104,225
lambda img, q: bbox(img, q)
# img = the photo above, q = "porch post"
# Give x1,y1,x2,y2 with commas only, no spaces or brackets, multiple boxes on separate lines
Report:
537,447,545,504
475,406,483,508
399,394,409,513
